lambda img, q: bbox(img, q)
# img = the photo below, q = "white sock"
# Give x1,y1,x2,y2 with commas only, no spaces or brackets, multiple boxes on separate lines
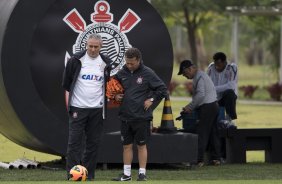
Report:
225,114,231,121
139,168,146,175
123,165,131,176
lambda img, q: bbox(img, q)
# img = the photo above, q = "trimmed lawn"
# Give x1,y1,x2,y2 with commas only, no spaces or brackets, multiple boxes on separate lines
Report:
1,163,282,181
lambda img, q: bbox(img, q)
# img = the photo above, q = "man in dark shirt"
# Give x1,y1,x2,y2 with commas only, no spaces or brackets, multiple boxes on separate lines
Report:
112,48,167,181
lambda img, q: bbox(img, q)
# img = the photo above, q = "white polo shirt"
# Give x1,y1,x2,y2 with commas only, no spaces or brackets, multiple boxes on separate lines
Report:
71,53,106,108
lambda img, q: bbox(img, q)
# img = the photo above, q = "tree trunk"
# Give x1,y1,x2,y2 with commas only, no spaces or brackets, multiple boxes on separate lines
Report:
183,6,198,65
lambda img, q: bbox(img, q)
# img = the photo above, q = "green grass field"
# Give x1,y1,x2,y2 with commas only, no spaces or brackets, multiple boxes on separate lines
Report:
1,163,282,183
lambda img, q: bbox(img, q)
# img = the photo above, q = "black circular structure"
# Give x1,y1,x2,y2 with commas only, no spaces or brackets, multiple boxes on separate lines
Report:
0,0,173,155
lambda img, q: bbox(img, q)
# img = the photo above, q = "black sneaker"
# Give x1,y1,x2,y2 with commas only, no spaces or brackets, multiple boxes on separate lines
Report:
112,173,132,181
137,173,147,181
211,160,221,166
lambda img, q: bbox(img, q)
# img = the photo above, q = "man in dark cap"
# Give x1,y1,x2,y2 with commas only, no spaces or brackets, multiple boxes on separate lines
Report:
178,60,221,167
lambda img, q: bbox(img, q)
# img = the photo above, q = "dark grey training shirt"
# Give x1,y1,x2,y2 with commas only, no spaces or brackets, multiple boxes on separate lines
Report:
115,64,167,121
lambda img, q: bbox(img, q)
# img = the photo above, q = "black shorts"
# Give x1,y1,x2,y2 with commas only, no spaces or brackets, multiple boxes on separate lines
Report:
121,120,151,146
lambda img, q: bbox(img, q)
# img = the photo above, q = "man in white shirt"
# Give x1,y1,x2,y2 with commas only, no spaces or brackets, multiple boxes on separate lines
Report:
62,34,112,180
207,52,238,123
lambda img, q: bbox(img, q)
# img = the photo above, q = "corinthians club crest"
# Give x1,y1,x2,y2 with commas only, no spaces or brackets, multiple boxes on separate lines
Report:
63,0,141,76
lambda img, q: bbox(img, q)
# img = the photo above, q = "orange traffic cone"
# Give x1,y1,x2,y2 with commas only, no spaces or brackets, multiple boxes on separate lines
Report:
157,95,177,133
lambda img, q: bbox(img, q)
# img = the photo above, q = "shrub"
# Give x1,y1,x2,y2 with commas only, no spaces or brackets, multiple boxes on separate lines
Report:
266,83,282,101
168,80,179,94
239,85,258,98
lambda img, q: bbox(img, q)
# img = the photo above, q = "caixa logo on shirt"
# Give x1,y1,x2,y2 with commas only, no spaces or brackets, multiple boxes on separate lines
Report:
82,74,103,81
63,0,141,76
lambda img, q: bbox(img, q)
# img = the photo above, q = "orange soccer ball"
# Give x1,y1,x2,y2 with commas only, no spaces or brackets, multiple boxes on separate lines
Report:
69,165,88,181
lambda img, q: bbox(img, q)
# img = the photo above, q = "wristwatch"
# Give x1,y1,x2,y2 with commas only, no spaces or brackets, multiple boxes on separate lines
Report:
150,98,154,102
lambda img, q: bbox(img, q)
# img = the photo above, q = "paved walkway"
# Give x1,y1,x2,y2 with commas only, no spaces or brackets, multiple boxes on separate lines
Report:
171,96,282,106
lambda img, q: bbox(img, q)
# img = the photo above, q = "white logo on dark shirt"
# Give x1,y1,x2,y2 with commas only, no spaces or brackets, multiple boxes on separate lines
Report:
136,76,143,84
72,112,78,118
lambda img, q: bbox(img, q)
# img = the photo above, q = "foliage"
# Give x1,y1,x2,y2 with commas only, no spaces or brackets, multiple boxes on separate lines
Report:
239,85,258,98
266,82,282,101
151,0,222,65
239,16,280,76
151,0,281,77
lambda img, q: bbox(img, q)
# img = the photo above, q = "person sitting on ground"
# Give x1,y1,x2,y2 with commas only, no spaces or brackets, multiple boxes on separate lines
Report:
207,52,238,124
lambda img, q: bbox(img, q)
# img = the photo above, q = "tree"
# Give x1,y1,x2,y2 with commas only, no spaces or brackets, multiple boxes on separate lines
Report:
151,0,221,65
151,0,277,66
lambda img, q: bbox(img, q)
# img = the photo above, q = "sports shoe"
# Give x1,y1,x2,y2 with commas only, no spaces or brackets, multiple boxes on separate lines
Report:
137,173,147,181
197,162,204,167
211,160,221,166
220,157,226,164
112,173,132,181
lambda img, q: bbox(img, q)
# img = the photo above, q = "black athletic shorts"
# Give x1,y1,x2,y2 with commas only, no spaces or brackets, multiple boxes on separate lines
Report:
121,120,151,146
